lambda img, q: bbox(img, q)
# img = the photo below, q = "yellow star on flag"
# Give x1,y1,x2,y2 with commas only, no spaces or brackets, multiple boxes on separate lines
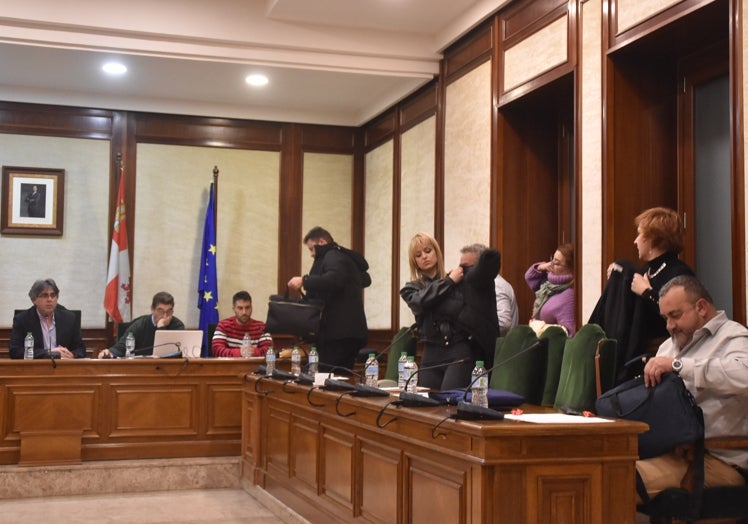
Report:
203,291,214,302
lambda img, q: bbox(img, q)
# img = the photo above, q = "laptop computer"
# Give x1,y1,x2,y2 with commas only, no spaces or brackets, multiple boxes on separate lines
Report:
152,330,204,358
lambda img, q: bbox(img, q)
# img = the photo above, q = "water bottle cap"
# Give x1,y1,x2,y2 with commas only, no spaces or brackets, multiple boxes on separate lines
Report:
400,351,407,356
407,356,415,361
476,360,484,366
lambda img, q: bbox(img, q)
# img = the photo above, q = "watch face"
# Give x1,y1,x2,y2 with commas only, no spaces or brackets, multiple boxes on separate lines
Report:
672,359,683,371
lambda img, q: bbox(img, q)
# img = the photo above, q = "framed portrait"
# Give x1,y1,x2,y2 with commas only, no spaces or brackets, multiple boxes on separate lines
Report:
1,166,65,236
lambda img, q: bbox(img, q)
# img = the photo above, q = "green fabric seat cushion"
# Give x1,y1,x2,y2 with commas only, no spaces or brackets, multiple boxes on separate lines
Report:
553,323,617,413
490,325,547,405
539,325,569,406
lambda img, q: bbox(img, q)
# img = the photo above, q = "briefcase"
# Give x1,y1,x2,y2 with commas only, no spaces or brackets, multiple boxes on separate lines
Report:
265,291,324,342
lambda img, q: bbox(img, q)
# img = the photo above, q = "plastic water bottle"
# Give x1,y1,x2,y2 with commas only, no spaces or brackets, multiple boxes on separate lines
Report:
364,353,378,387
307,346,319,375
265,346,276,375
471,360,489,408
405,356,418,393
125,332,135,359
397,351,408,389
291,346,302,375
240,333,252,358
24,332,34,360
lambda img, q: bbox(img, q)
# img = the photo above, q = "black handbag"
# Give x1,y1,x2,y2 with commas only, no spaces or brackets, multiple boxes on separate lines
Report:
265,291,324,342
595,372,704,459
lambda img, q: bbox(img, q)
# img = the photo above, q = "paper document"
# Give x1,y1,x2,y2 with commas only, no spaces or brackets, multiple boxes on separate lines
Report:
504,413,614,424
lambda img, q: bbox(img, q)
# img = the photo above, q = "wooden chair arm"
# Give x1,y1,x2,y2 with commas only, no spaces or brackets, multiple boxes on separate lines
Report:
704,436,748,450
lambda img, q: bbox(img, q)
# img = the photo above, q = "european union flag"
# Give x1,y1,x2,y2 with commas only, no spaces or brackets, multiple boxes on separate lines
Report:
198,182,218,357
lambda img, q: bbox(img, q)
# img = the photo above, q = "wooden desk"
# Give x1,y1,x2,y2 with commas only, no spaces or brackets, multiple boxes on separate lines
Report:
241,375,647,524
0,357,264,466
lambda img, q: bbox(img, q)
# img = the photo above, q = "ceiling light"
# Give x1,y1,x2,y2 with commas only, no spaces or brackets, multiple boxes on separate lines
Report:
245,74,269,87
102,62,127,75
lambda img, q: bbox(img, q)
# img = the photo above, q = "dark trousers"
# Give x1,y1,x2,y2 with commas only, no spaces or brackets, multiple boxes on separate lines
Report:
318,337,366,374
418,339,476,390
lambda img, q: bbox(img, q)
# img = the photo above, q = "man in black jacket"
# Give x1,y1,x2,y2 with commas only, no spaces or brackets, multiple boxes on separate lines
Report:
288,226,371,371
10,278,86,359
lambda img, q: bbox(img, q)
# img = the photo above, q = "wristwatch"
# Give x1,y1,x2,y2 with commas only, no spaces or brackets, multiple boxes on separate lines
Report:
671,358,683,374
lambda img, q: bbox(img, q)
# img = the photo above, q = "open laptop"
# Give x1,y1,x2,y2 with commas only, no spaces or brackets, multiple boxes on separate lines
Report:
152,330,204,358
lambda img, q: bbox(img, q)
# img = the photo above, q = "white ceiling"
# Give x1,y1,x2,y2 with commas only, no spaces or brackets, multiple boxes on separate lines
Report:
0,0,507,126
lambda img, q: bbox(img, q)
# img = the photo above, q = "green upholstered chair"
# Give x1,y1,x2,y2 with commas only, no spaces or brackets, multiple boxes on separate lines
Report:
490,325,548,405
383,327,417,382
553,323,617,414
538,325,569,406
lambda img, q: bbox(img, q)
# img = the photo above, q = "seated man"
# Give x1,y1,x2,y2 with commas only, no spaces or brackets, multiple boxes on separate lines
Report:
211,290,273,357
494,250,518,336
638,275,747,498
10,278,86,359
99,291,184,358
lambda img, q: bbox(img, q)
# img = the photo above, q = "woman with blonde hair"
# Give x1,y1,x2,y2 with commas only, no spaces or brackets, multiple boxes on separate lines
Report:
400,233,499,390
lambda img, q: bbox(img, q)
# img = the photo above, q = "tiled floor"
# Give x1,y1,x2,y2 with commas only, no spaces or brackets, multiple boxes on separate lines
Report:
0,488,308,524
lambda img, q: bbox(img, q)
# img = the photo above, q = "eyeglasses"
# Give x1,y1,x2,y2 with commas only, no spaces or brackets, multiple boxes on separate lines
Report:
154,307,173,315
549,257,567,268
37,292,58,299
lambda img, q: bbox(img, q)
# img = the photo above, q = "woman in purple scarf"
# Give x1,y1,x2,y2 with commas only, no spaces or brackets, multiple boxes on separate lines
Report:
525,243,576,336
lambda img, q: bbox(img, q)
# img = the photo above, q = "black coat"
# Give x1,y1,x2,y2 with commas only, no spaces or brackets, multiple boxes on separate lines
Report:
589,252,693,381
10,304,86,359
303,243,370,342
401,248,500,364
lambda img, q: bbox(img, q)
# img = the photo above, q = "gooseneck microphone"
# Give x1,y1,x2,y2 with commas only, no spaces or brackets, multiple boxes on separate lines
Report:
323,366,361,391
399,356,473,407
455,339,542,420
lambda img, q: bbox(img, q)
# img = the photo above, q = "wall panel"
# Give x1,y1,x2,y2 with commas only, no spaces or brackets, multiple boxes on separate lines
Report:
444,61,492,258
364,141,394,330
399,117,436,327
0,134,109,329
135,144,279,327
301,153,354,277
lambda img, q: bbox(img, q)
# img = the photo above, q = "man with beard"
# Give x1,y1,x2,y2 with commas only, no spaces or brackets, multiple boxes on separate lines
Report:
211,290,273,357
288,227,371,371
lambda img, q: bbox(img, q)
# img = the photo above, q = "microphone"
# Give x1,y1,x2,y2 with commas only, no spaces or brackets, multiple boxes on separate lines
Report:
398,357,473,408
323,366,361,391
455,339,543,420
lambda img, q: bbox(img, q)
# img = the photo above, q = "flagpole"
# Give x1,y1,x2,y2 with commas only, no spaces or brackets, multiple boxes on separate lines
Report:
212,165,219,233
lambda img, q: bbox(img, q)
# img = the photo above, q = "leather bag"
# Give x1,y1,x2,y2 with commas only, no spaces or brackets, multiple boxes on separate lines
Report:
595,372,704,459
265,291,324,342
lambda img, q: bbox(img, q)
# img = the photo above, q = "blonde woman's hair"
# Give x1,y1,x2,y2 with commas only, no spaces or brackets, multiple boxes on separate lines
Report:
407,232,446,283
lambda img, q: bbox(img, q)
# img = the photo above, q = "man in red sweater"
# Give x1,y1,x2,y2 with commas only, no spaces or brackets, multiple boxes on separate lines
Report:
211,290,273,357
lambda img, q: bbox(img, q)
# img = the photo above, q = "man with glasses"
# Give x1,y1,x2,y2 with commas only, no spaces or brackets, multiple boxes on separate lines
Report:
98,291,184,358
10,278,86,359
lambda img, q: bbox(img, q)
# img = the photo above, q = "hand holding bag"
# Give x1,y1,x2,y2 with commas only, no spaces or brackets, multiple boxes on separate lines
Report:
265,290,324,342
595,372,704,459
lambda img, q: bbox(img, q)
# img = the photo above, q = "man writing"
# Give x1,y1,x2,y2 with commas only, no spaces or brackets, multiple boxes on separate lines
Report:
211,290,273,357
99,291,184,358
638,275,747,498
10,278,85,359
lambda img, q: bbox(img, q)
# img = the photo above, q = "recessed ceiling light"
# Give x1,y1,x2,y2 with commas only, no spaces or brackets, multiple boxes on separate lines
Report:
245,74,269,87
102,62,127,75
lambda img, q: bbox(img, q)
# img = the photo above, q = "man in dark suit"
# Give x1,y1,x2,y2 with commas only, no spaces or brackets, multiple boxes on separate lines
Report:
287,226,371,371
10,278,86,359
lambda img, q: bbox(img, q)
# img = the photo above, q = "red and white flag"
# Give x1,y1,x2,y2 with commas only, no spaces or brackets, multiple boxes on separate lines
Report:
104,170,131,322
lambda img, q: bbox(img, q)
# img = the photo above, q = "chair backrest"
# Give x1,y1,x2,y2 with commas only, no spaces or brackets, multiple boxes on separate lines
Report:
116,321,133,341
384,327,417,381
539,325,569,406
490,325,548,405
553,323,617,413
15,307,81,328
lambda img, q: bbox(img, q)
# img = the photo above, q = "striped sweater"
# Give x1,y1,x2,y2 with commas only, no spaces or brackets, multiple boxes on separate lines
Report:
210,316,273,357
